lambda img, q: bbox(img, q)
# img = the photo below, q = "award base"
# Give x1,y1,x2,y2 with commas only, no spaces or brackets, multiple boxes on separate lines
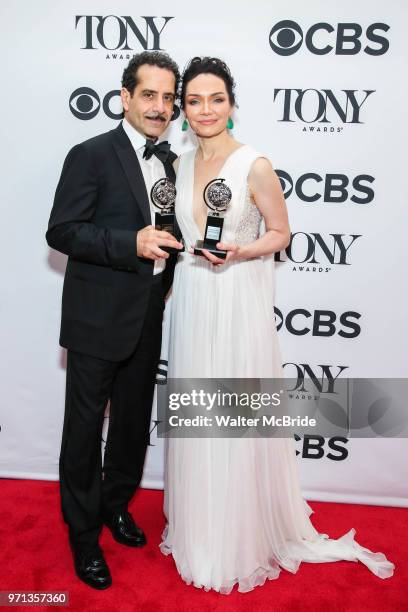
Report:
155,213,185,254
157,241,185,254
162,245,185,254
193,240,227,260
193,214,227,259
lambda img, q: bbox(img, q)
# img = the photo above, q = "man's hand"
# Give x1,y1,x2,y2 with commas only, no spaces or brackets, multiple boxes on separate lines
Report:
136,225,183,260
189,242,241,265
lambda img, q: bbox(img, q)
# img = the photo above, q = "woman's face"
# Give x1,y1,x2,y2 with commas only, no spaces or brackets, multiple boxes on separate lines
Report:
184,73,233,138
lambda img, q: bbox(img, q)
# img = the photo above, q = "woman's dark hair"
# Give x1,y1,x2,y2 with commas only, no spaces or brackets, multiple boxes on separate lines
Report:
122,51,180,96
180,57,236,109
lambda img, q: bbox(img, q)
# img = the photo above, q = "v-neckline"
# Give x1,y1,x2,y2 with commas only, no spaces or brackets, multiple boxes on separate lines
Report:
190,144,247,238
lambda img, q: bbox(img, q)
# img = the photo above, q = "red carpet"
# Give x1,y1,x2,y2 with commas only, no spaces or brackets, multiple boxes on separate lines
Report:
0,479,405,612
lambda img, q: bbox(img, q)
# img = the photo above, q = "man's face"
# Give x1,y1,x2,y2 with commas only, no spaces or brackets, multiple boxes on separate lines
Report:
121,64,176,140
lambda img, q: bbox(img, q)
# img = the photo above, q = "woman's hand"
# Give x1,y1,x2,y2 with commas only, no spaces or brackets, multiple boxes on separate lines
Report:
188,243,241,265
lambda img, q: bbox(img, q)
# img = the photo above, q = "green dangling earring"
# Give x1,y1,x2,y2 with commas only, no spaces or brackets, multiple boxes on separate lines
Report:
227,117,234,130
182,119,189,131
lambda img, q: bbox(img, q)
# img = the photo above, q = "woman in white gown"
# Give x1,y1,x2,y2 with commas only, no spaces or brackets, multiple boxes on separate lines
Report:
160,57,394,593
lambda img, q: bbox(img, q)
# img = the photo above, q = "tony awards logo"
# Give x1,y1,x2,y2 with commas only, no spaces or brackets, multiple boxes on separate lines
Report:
194,178,232,259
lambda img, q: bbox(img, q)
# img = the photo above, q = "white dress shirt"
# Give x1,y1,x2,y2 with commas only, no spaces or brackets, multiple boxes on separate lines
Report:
122,117,167,275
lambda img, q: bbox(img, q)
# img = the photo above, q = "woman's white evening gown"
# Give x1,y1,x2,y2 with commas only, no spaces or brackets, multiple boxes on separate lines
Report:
159,145,394,593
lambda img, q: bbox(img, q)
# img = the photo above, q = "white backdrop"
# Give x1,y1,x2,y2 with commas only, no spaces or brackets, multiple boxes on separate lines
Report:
1,0,407,507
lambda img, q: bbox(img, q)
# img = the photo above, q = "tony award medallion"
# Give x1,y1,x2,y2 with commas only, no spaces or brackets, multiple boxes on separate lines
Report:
194,178,232,260
150,178,183,253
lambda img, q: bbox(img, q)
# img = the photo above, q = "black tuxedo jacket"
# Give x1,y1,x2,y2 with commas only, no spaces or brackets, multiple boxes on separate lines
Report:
46,122,177,361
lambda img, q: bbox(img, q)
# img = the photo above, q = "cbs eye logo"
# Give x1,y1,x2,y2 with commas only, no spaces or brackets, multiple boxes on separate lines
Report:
269,20,390,56
269,20,304,55
69,87,123,120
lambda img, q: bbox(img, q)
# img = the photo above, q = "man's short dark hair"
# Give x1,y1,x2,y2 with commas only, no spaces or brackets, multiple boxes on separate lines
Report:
121,51,180,97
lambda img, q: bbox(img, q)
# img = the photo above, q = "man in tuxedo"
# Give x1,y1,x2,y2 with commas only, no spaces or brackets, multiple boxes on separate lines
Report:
46,51,183,589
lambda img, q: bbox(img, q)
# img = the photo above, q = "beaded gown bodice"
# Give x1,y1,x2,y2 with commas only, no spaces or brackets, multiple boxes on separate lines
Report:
234,186,262,246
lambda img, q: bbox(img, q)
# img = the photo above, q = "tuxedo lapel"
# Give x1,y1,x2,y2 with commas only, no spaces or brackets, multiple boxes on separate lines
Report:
112,123,151,226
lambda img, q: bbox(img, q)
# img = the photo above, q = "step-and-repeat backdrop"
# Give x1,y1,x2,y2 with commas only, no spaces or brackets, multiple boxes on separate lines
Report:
1,1,407,506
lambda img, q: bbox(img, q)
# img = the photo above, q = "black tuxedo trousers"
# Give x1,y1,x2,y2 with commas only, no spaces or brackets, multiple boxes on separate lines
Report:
46,123,176,551
60,276,164,551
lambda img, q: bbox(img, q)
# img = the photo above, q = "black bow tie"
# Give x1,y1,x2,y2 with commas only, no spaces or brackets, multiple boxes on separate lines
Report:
143,139,171,163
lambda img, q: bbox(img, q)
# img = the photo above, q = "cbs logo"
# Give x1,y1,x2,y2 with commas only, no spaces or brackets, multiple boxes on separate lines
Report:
277,170,375,204
269,20,389,56
69,87,123,120
274,307,361,338
294,435,349,460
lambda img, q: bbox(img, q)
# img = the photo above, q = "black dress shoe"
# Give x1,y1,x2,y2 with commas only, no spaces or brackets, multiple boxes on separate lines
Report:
104,510,146,547
73,547,112,590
